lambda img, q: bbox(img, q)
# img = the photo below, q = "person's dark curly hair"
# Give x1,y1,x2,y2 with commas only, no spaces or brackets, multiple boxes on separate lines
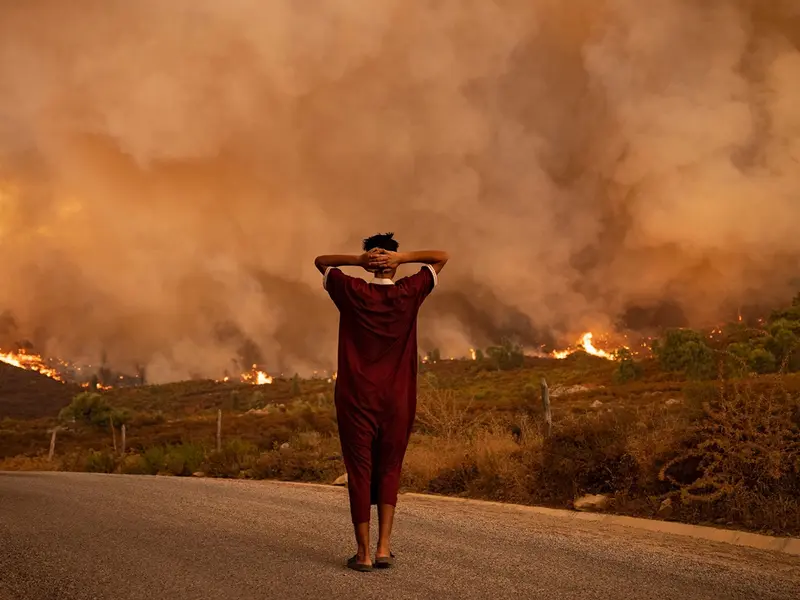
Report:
362,232,399,252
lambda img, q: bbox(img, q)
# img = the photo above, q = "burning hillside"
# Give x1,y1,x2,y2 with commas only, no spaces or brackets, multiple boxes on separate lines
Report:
0,346,276,390
551,333,618,361
0,350,65,382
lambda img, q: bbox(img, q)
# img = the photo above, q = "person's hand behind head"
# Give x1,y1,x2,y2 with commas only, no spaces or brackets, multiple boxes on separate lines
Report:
370,249,401,270
360,249,385,273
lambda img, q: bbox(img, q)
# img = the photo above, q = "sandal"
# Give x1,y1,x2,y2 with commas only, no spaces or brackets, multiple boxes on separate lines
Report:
374,552,395,569
347,555,373,572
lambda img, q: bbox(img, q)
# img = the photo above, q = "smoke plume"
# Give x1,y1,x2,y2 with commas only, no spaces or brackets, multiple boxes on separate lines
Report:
1,0,799,380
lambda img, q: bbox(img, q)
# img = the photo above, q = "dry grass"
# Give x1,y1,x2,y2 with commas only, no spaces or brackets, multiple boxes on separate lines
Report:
2,360,800,536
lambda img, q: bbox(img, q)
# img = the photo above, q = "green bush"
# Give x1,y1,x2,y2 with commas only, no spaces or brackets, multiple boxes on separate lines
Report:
749,347,777,374
164,443,206,476
84,450,116,473
613,348,642,383
58,392,129,428
143,446,167,474
119,454,150,475
202,438,259,478
652,329,716,380
725,342,752,377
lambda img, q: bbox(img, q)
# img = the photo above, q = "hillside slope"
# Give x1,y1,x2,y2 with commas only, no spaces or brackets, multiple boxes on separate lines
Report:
0,363,80,419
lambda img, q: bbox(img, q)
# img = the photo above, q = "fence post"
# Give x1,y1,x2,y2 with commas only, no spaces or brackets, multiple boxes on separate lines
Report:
216,409,222,452
48,429,58,462
110,417,117,454
121,424,126,456
540,377,552,438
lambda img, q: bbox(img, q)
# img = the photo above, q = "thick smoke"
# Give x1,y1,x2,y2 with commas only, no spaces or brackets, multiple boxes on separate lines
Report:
1,0,799,381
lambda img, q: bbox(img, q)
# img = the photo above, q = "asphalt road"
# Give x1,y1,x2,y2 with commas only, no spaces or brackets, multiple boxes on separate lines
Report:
1,473,798,600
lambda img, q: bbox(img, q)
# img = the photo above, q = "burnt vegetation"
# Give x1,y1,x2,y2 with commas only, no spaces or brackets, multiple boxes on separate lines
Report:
2,293,800,536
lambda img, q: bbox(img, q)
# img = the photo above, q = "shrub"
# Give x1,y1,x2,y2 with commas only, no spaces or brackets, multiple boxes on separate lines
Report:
414,385,487,439
290,375,301,397
749,347,777,375
143,446,167,474
660,378,800,530
164,443,205,476
250,436,343,482
59,392,129,428
119,454,150,475
538,411,639,503
202,438,258,478
84,450,116,473
653,329,716,380
486,339,524,371
613,348,642,383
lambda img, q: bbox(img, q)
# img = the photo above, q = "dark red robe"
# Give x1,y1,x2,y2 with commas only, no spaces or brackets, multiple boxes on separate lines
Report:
324,265,437,523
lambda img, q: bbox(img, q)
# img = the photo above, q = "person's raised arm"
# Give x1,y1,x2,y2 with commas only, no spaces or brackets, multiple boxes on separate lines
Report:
372,249,449,273
314,251,383,275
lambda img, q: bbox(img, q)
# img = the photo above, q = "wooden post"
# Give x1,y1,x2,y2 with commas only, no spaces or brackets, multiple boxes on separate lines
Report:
110,417,117,454
48,429,58,462
540,377,552,438
121,424,126,456
216,409,222,452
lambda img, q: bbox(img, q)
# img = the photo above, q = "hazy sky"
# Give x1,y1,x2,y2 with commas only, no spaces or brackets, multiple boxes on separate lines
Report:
1,0,799,381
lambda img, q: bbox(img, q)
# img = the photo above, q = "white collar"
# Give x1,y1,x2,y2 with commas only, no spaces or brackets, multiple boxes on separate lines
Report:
372,277,395,285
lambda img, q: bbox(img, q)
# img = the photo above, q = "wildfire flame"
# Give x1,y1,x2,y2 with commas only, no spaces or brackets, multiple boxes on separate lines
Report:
0,349,64,382
81,381,112,391
239,364,273,385
552,332,619,361
469,348,477,360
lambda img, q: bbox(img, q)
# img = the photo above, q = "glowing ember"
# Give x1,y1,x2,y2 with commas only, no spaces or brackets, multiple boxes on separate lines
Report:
552,332,619,361
81,381,112,391
0,349,64,382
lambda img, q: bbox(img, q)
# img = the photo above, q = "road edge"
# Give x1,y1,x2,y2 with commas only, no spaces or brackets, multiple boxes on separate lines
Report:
209,478,800,557
400,491,800,557
5,472,798,557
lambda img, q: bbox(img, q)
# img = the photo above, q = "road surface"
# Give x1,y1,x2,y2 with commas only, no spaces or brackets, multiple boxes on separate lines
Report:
1,472,798,600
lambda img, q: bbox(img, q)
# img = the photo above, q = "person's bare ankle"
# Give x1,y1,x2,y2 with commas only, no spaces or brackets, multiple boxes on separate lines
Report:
375,545,391,558
356,547,371,563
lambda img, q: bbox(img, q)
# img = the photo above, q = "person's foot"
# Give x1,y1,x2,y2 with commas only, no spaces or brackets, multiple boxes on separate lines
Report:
374,552,395,569
347,554,373,572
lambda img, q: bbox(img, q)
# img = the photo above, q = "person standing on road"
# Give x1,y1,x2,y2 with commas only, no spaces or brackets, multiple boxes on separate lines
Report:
314,233,448,572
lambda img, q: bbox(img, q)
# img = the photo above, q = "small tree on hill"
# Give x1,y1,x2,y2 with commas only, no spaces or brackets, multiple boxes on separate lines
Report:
59,392,128,428
486,339,524,371
652,329,716,380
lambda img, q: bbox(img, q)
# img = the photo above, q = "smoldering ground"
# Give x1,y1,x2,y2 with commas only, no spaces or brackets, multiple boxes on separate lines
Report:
0,0,799,381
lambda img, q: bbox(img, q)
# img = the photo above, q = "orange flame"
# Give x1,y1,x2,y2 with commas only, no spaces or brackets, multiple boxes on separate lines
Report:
239,364,273,385
0,349,65,382
552,332,619,361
